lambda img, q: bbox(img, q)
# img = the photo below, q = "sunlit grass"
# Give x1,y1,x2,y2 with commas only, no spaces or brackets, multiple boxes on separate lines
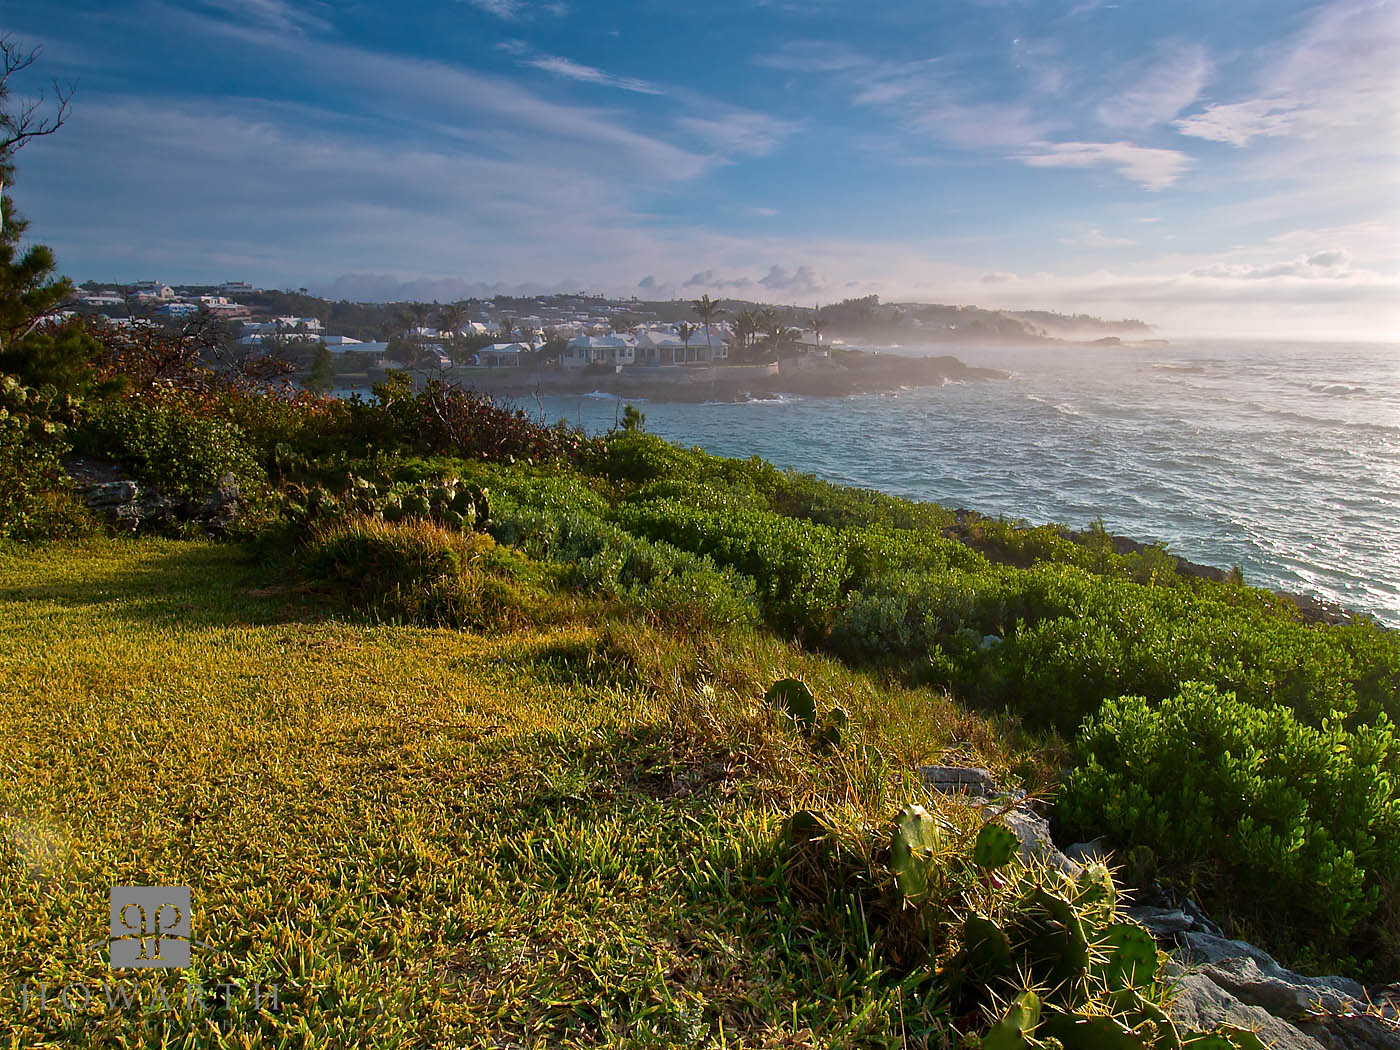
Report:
0,538,1020,1048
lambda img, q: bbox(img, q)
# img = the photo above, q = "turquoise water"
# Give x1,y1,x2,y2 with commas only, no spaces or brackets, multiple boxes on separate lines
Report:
533,341,1400,627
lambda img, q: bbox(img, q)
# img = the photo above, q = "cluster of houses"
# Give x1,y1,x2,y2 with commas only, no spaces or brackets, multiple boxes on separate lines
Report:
62,281,834,374
72,280,258,321
312,324,738,372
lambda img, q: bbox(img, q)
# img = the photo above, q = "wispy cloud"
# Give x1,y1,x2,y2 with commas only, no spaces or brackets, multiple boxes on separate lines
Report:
675,110,801,157
458,0,567,20
1018,140,1191,190
525,55,663,95
1059,226,1137,248
195,0,328,33
1097,40,1211,128
1173,98,1299,147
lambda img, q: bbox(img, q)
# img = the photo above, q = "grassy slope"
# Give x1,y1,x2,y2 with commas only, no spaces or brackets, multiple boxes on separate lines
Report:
0,539,1034,1048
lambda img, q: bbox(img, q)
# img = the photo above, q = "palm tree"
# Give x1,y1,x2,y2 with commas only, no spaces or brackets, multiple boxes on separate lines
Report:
675,321,697,364
809,315,827,348
691,294,725,363
731,309,759,357
437,303,467,362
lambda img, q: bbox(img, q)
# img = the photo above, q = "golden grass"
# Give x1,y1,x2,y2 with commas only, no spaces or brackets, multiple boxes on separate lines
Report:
0,538,1030,1048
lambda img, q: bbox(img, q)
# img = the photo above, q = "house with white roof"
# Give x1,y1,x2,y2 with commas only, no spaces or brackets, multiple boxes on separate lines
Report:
475,342,530,367
563,334,636,369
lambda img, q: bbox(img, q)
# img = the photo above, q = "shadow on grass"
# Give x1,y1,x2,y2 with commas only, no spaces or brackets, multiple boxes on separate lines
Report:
0,539,331,629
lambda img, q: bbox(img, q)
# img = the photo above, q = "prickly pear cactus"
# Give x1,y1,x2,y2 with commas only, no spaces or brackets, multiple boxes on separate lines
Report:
980,990,1041,1050
964,913,1015,980
765,678,817,732
812,705,848,752
1099,923,1157,992
974,822,1020,870
891,803,944,900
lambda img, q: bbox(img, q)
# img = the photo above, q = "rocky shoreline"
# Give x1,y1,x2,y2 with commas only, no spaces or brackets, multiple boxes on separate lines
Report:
921,766,1400,1050
332,349,1008,404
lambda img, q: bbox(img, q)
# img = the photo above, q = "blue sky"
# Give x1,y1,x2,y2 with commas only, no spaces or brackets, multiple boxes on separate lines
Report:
3,0,1397,336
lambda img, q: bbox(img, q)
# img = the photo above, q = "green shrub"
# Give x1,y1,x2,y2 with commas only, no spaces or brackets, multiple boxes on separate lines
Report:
78,397,267,501
1060,682,1400,975
0,373,91,541
614,497,848,639
582,429,696,484
300,516,552,630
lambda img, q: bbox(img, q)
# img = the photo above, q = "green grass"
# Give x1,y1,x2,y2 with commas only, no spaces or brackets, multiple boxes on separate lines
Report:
0,538,1031,1048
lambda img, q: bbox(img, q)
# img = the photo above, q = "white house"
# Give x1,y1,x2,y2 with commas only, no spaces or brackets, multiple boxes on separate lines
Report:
476,342,530,367
155,302,200,318
564,334,636,368
635,325,725,364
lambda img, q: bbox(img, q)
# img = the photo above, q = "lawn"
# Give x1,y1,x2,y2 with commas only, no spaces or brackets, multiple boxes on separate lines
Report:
0,538,1007,1048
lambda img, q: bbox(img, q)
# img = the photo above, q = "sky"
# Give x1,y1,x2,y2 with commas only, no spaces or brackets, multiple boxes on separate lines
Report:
2,0,1398,338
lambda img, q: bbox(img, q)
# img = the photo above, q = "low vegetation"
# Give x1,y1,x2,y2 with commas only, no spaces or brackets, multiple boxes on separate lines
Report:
2,300,1398,1043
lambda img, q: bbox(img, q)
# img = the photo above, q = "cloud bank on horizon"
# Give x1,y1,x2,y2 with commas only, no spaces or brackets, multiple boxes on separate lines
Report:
6,0,1398,338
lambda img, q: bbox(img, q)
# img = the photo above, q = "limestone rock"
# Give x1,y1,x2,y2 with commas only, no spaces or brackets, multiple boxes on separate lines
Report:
1127,906,1194,937
921,765,997,798
1168,971,1327,1050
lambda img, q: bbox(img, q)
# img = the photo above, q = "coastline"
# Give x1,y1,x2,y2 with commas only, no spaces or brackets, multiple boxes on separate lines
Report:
323,348,1009,404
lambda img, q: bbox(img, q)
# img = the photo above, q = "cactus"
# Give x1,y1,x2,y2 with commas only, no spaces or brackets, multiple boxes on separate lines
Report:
974,822,1020,871
1074,861,1117,910
891,803,945,900
1099,923,1157,992
812,705,848,752
1039,1012,1148,1050
964,913,1015,979
766,678,817,732
980,990,1042,1050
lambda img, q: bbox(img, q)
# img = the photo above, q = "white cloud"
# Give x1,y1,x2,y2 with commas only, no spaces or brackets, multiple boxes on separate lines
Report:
1059,226,1137,248
1173,98,1300,147
526,55,663,95
196,0,328,33
758,264,823,295
675,111,800,157
460,0,525,19
1098,40,1212,128
1018,140,1191,190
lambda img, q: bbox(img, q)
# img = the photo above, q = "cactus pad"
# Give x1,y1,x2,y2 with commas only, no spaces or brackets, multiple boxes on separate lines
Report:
765,678,817,731
974,822,1021,870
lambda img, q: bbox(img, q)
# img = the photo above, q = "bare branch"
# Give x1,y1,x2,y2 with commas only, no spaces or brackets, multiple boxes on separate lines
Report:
0,37,75,159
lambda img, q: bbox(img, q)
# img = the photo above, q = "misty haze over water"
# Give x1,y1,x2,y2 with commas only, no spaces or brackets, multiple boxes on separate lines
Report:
538,341,1400,627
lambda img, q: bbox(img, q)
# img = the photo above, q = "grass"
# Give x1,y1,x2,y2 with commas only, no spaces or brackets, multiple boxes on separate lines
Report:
0,538,1035,1048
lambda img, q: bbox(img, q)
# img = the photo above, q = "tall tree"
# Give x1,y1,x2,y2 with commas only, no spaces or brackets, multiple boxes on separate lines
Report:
0,37,96,390
305,342,335,394
436,302,467,362
675,321,696,363
691,294,724,362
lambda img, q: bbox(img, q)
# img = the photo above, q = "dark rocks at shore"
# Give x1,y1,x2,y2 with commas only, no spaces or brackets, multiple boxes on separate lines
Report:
361,349,1009,404
64,456,246,536
923,765,1400,1050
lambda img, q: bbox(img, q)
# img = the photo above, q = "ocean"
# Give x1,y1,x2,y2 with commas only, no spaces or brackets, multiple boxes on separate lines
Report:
531,341,1400,628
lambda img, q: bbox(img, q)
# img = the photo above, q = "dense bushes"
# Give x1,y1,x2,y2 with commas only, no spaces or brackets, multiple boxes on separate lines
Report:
615,498,848,638
0,373,90,540
300,516,552,630
77,396,267,501
488,481,761,632
1060,683,1400,974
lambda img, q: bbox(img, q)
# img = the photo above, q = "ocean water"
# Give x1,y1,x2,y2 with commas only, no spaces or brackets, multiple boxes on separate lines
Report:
532,341,1400,627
